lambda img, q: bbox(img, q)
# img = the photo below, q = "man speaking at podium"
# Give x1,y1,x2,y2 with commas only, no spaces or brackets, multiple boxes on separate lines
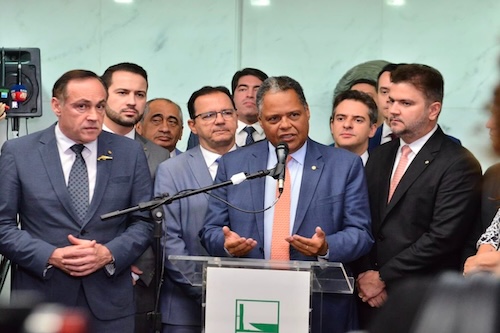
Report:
200,76,373,333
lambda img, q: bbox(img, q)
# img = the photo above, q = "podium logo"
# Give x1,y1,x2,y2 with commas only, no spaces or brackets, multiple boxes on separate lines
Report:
235,299,280,333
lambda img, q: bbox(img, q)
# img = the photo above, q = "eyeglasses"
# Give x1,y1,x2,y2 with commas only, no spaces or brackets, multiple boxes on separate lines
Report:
193,109,235,122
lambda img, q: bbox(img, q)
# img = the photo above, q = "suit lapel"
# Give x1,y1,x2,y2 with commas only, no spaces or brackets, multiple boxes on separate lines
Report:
189,146,213,189
249,142,269,243
85,134,113,227
383,129,444,219
39,127,81,225
293,141,323,234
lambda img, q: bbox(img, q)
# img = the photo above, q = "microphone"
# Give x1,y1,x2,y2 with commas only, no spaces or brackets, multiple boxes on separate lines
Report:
275,142,289,194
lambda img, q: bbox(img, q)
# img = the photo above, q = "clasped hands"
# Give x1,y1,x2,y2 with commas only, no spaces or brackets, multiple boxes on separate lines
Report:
222,225,328,257
49,234,113,277
356,270,387,308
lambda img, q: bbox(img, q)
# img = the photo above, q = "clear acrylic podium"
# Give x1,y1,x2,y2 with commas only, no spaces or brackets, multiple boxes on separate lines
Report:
168,255,354,333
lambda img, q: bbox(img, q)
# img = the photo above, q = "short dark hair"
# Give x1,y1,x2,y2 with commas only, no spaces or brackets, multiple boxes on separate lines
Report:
256,76,308,113
52,69,106,101
231,68,268,95
101,62,148,90
391,64,444,105
376,63,400,89
187,86,235,119
349,78,377,90
332,90,378,125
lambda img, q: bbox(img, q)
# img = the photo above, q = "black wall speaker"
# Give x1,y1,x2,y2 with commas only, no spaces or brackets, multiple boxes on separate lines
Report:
0,48,42,118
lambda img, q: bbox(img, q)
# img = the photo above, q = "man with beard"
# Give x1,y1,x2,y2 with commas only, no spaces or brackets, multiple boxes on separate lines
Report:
356,64,481,328
101,62,169,333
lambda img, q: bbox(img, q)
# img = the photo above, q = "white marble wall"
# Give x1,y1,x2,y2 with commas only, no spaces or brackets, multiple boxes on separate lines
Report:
1,0,499,172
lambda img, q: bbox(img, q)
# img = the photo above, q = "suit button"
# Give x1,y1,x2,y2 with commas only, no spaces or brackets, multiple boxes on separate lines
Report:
80,229,87,236
374,262,379,267
378,234,385,241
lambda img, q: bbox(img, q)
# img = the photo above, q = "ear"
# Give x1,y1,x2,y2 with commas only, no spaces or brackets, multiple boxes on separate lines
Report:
187,119,198,135
368,123,378,138
329,117,335,136
135,122,143,135
428,102,441,121
51,97,62,117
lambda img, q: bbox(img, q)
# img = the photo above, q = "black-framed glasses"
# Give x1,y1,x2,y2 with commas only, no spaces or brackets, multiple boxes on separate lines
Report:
193,109,235,122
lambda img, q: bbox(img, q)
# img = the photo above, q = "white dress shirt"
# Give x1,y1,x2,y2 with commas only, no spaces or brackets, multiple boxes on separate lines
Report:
55,124,97,204
235,120,265,146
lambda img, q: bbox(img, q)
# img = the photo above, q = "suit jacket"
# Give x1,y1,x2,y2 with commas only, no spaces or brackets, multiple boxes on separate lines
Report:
360,126,482,284
154,145,212,326
368,124,462,153
368,125,383,153
0,125,153,322
135,133,169,180
132,133,168,333
200,139,374,333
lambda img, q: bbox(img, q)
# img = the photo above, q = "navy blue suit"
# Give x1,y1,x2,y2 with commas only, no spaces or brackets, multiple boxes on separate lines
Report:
200,139,373,333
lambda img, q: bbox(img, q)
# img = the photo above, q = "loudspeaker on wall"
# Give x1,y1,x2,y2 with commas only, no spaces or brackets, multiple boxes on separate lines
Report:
0,48,42,118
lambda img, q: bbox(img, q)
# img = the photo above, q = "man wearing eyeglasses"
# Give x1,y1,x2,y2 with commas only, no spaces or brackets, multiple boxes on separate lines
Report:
154,86,237,333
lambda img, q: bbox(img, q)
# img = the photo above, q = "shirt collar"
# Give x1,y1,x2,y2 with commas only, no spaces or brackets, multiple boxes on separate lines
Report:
55,123,97,154
400,125,438,155
267,140,307,165
199,144,237,166
102,123,136,139
237,120,264,136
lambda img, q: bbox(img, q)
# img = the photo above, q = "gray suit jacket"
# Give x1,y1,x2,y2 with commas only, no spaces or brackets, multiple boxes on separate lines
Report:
154,145,212,326
0,125,153,323
135,133,170,180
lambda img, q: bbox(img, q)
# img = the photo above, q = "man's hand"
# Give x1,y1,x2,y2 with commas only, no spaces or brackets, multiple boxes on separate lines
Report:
223,226,257,257
356,270,386,306
286,226,328,257
48,235,113,277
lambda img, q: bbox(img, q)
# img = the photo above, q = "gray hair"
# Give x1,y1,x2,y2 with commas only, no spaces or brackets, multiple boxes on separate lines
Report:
141,98,183,124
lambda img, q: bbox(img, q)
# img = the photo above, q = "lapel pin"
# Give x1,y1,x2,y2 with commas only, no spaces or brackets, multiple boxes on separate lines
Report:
425,160,430,165
311,165,317,170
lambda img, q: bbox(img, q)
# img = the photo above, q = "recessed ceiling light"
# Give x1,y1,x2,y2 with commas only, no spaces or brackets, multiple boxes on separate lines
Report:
250,0,270,6
386,0,405,6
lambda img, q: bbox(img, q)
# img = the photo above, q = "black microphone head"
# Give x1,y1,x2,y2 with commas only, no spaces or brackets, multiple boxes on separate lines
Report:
277,142,289,155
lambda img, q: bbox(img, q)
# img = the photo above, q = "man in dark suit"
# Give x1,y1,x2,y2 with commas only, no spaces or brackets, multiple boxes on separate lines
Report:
356,64,482,327
200,76,373,333
101,62,169,333
155,86,237,333
0,70,153,332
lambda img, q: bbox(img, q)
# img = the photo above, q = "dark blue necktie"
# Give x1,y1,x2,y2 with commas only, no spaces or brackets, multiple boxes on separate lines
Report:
68,144,89,222
243,126,256,146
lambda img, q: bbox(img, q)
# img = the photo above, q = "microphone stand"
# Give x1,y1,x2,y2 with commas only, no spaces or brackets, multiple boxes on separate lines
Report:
100,167,275,333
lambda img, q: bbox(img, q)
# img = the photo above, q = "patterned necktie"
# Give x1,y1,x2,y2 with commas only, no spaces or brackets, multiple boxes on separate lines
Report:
388,145,411,202
271,156,292,260
243,126,256,145
68,144,89,222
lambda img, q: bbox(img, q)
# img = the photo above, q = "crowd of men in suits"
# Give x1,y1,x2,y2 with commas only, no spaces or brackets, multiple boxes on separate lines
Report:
0,60,494,333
